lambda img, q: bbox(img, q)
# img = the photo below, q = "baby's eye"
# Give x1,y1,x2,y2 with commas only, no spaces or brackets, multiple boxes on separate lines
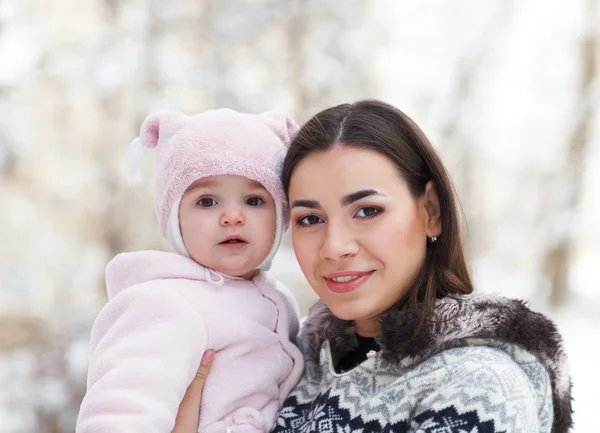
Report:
297,215,324,226
245,196,264,207
354,207,382,218
198,197,217,207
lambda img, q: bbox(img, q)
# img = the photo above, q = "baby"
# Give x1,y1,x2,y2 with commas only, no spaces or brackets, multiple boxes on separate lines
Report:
76,109,304,433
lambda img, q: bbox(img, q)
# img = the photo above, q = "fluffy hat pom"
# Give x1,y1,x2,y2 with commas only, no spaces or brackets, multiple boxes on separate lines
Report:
139,110,186,149
124,111,186,186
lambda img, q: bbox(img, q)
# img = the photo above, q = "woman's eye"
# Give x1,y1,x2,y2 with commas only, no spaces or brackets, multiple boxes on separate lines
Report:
245,196,264,206
198,197,217,207
355,207,382,218
297,215,324,226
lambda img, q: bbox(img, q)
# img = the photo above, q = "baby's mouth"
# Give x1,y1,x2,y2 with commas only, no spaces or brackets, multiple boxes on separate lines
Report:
219,236,248,245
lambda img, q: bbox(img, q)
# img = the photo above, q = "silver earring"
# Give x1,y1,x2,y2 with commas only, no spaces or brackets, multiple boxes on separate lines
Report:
429,236,438,243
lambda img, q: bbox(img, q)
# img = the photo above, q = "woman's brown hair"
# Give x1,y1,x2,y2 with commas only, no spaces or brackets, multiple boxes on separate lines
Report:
282,99,473,335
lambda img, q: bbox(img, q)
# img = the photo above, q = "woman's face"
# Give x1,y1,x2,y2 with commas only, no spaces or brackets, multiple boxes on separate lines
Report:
289,145,440,336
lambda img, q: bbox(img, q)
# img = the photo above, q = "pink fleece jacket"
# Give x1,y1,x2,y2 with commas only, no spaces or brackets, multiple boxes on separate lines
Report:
76,251,304,433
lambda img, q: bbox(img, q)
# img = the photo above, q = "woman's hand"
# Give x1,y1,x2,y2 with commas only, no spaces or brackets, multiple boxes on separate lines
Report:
171,350,215,433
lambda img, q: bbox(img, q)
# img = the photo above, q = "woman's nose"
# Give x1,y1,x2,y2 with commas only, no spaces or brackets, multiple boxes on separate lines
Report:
220,208,245,226
319,223,359,260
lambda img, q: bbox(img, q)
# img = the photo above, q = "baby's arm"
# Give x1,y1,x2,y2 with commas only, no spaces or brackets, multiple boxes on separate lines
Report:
275,281,301,343
76,284,207,433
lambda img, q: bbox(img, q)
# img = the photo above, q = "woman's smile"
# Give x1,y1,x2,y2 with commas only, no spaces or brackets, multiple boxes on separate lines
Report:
323,270,375,293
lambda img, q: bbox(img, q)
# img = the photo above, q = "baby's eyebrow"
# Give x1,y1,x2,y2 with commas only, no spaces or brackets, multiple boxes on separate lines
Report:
186,178,218,191
340,189,383,207
247,179,265,188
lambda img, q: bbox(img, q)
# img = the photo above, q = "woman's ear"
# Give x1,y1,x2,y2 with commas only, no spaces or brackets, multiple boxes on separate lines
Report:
424,180,442,237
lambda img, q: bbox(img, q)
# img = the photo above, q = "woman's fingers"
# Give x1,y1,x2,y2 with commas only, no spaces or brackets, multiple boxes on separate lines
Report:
171,350,215,433
188,351,215,405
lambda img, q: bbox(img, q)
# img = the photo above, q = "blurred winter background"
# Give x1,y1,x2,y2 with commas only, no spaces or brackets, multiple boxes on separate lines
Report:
0,0,598,431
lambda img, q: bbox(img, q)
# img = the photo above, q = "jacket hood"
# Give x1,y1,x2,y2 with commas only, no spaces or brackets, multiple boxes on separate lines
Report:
302,293,573,433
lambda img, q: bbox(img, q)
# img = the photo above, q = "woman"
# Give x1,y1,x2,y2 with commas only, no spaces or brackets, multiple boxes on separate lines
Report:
174,100,572,433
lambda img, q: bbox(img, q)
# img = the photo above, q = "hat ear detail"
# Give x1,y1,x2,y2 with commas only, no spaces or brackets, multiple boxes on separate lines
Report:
139,110,186,149
259,110,299,145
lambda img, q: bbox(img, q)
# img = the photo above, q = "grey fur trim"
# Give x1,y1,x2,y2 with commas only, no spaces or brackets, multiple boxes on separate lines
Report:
302,293,573,433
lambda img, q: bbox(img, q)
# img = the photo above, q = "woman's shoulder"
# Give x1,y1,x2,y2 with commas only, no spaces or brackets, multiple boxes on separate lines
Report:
275,341,552,433
417,341,550,386
405,343,553,432
299,293,572,433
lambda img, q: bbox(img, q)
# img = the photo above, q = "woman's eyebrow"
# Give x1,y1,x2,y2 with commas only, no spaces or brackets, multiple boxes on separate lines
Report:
291,199,322,210
341,189,383,206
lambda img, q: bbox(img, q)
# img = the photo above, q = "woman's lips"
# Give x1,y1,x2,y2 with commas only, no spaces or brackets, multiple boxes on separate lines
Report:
323,271,375,293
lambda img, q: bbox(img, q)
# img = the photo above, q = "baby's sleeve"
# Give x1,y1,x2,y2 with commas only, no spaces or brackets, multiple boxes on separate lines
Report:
275,281,301,344
76,284,207,433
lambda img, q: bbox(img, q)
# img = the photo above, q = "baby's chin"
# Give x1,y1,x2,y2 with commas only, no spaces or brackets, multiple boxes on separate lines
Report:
190,253,262,279
213,262,262,279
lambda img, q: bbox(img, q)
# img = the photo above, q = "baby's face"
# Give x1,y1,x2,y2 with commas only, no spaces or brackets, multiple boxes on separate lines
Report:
179,175,276,279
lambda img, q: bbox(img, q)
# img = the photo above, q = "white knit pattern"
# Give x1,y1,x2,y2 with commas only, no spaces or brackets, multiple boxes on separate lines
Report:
272,339,553,433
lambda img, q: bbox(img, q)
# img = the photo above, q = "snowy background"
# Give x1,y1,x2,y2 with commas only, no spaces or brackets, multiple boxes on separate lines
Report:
0,0,598,431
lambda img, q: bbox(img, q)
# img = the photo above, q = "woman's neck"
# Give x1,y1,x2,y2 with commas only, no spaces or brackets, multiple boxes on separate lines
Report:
354,317,380,337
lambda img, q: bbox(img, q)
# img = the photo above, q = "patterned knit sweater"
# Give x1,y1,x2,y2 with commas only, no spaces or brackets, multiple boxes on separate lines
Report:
272,294,572,433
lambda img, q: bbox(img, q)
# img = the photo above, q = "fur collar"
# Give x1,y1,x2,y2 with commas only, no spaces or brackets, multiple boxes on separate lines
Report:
302,293,572,433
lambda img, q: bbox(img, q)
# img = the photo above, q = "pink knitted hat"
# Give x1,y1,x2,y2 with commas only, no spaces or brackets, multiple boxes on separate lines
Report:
126,108,298,271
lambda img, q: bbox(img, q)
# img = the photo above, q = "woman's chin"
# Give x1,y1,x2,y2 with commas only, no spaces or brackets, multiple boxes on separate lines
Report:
325,299,374,323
